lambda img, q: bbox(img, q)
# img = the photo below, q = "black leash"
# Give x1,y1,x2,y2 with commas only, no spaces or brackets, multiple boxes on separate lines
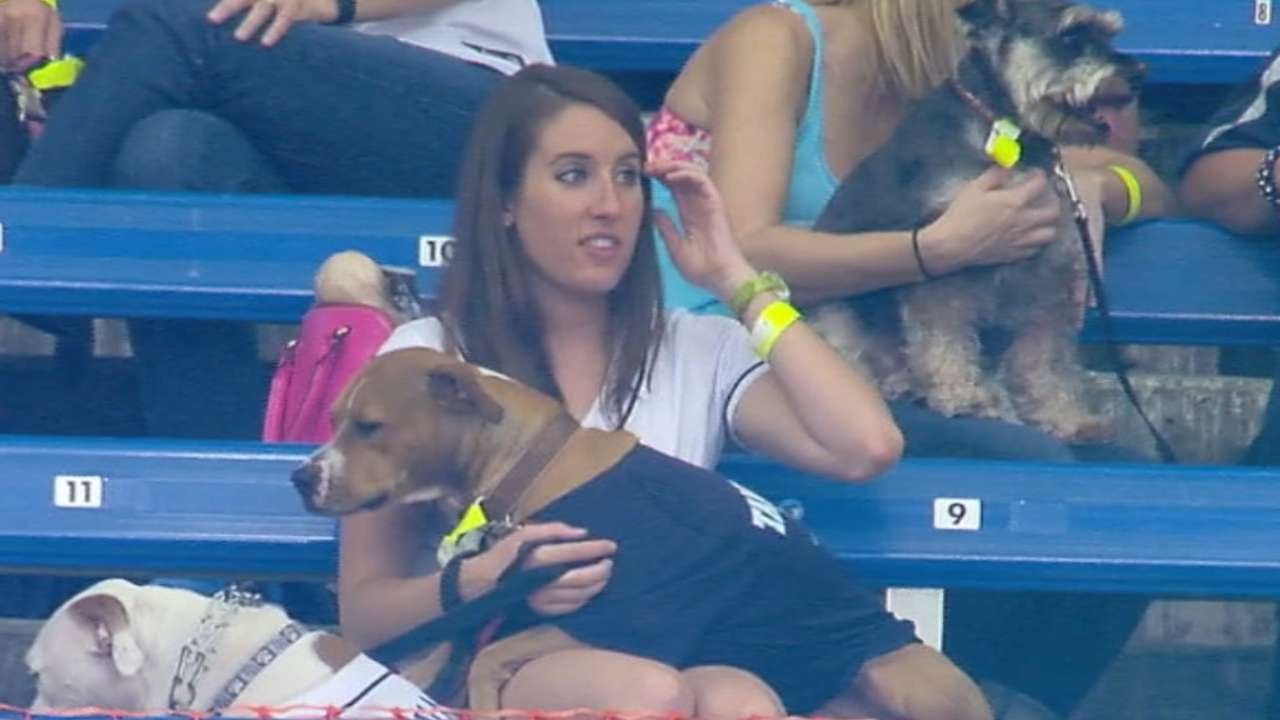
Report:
1052,153,1178,464
366,541,580,667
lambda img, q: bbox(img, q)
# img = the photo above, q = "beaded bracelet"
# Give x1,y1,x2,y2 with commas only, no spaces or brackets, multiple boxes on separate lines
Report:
1257,146,1280,210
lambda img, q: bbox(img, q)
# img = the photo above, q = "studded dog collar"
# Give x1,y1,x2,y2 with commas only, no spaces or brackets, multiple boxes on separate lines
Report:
166,585,306,713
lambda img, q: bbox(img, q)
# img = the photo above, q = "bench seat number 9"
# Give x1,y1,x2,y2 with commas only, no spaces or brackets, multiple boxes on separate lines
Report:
933,498,981,531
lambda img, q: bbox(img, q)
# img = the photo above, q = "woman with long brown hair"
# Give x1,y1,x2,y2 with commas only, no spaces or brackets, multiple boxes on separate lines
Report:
337,63,990,719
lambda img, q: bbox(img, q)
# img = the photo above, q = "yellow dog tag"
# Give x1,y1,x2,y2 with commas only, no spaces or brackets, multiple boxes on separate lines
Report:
437,499,491,565
445,499,490,544
28,55,84,92
985,118,1023,168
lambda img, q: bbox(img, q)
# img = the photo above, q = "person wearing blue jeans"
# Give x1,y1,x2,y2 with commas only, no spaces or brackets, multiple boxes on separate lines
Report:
9,0,552,439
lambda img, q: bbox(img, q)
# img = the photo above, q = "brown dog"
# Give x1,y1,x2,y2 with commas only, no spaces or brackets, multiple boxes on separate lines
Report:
292,348,991,720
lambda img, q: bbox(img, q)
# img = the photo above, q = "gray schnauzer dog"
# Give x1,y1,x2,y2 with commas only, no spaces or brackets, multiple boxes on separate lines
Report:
808,0,1141,443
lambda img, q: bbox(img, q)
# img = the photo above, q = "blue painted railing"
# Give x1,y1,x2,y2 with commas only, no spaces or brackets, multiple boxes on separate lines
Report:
3,436,1279,598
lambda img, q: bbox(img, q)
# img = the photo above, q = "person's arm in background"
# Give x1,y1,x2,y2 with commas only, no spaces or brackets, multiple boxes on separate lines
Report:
1180,149,1280,235
0,0,61,73
207,0,467,47
1063,145,1178,224
1178,49,1280,236
697,6,1064,306
1062,92,1178,225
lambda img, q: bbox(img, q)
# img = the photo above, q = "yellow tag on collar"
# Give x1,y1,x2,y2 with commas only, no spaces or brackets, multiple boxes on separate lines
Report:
28,55,84,92
444,499,490,545
985,118,1023,168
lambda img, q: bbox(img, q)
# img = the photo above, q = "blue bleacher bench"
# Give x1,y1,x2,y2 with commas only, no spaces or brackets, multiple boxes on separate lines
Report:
3,436,1279,599
3,187,1279,346
22,0,1280,340
0,188,449,321
60,0,1280,86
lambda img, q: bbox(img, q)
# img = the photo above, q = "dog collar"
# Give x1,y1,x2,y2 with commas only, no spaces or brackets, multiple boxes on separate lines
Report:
949,78,1025,168
207,622,307,714
483,410,579,521
167,584,265,712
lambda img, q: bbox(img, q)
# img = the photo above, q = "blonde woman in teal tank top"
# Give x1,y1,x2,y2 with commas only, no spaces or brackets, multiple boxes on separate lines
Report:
650,0,839,309
649,0,1171,312
647,0,1176,716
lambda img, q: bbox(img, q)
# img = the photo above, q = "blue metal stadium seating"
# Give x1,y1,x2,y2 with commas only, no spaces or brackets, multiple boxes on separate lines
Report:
3,189,1279,345
0,188,449,320
2,0,1279,627
3,435,1280,597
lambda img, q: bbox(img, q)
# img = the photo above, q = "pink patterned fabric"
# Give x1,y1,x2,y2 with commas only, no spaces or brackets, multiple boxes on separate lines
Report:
646,105,712,169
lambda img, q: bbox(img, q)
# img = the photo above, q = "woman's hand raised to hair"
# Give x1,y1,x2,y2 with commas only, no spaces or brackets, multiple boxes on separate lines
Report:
918,166,1063,274
459,521,617,616
648,159,759,304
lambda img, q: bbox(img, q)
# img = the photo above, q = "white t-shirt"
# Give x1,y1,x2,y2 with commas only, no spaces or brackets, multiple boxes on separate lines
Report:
378,310,768,469
356,0,554,76
280,652,446,719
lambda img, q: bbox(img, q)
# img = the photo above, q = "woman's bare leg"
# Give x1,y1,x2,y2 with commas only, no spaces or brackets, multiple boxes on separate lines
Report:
501,649,695,716
682,665,784,720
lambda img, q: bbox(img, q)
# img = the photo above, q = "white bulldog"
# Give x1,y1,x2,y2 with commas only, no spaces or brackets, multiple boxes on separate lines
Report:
26,578,445,718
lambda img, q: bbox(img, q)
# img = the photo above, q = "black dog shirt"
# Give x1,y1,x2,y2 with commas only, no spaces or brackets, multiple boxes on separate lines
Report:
507,444,918,713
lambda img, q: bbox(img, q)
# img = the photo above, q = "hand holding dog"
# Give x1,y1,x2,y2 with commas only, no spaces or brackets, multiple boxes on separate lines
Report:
923,166,1062,272
462,521,617,616
648,158,758,304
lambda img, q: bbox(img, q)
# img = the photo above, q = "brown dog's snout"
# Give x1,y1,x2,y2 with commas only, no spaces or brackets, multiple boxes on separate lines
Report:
291,463,322,501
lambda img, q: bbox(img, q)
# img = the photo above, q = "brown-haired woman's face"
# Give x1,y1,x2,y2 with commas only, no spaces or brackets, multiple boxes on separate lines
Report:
506,102,644,304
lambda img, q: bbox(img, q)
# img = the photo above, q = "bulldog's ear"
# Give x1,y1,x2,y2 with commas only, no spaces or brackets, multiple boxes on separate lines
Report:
426,363,505,424
27,579,145,678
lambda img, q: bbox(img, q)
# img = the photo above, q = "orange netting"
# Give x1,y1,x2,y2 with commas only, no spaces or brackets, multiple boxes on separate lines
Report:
0,704,816,720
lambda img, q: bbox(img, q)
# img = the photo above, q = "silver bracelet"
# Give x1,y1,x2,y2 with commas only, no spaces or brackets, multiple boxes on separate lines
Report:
1256,146,1280,210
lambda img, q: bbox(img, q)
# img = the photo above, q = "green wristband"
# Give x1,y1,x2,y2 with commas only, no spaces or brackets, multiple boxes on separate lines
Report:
730,271,791,318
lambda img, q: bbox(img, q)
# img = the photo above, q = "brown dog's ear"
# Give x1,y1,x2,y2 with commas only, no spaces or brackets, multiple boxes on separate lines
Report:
426,363,505,425
27,579,145,678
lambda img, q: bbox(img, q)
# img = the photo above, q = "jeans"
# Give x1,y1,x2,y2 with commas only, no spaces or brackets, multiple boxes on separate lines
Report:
892,400,1152,717
14,0,503,437
16,0,502,195
114,110,279,438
